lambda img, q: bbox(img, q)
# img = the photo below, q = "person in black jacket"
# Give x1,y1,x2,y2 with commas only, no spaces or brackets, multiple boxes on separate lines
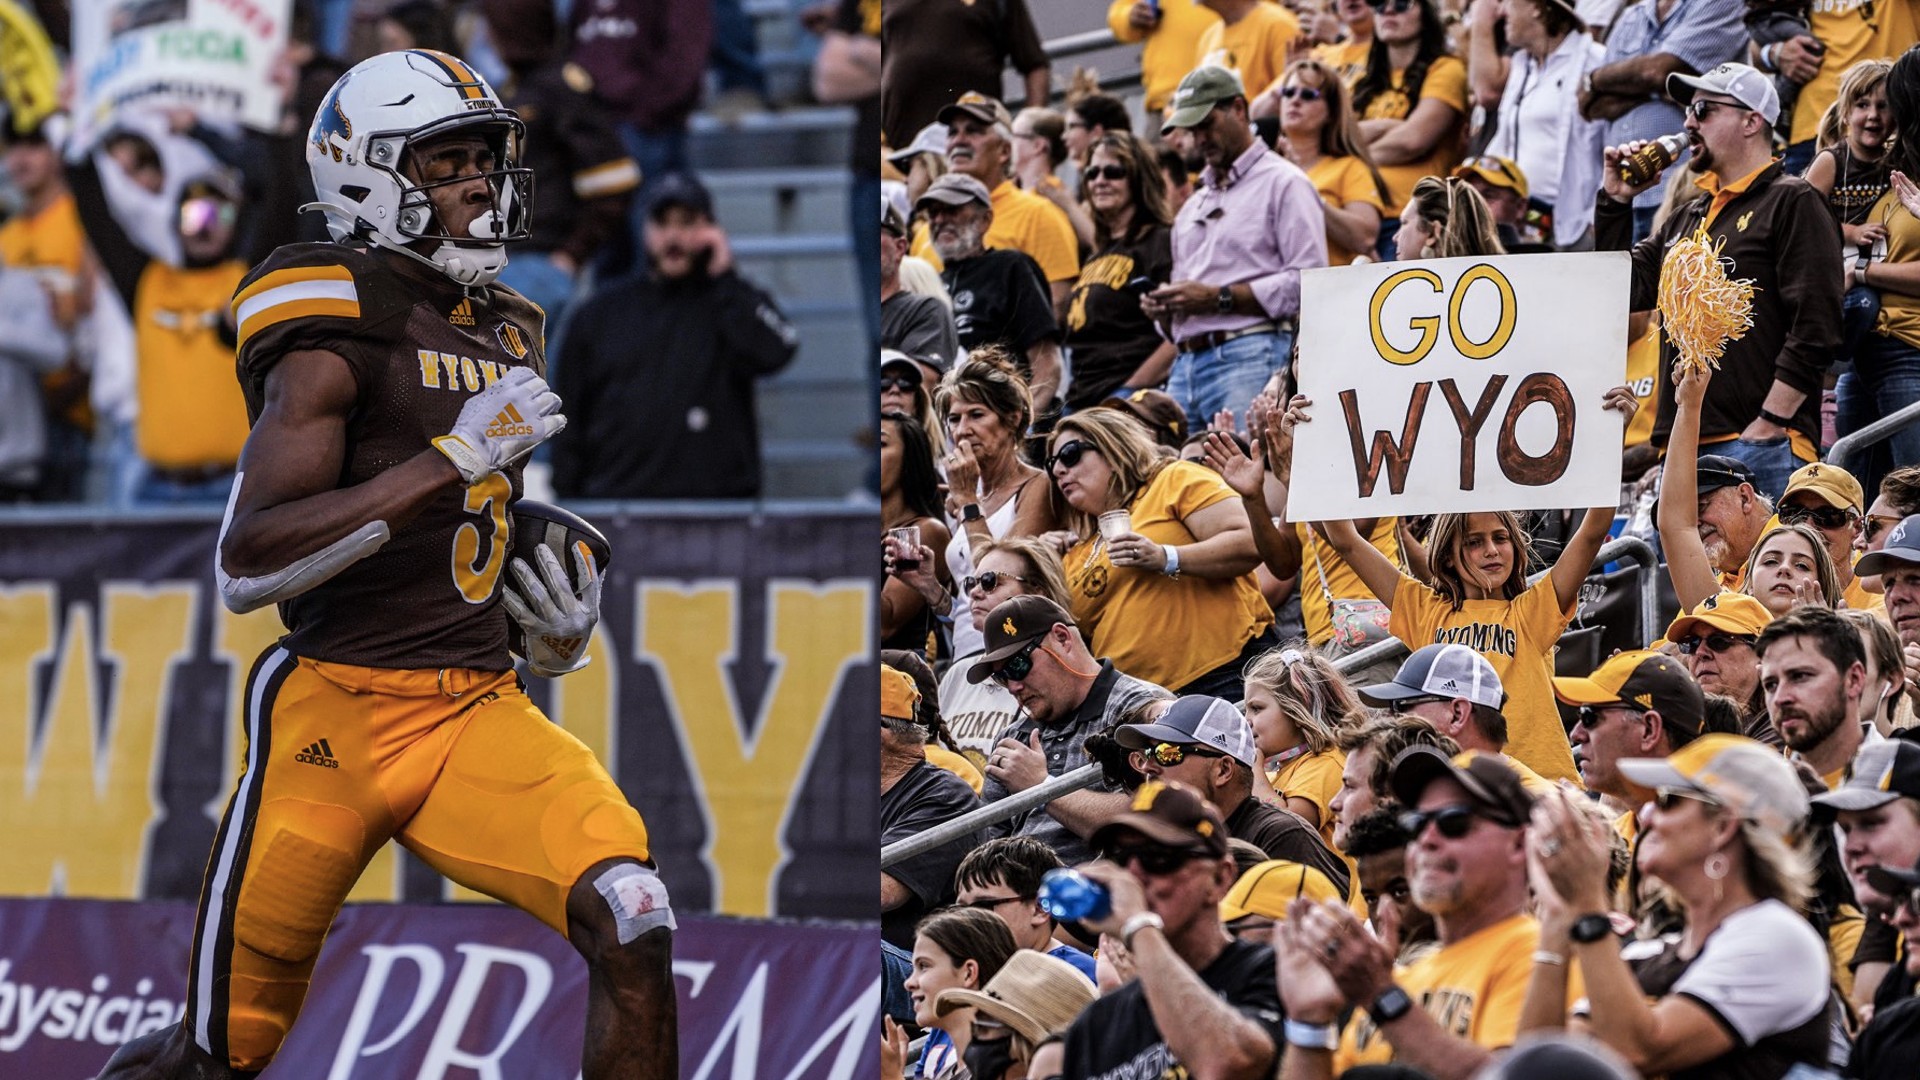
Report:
551,172,797,498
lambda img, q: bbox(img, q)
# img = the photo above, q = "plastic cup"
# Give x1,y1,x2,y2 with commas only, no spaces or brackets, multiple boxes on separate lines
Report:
1098,510,1133,541
887,525,922,571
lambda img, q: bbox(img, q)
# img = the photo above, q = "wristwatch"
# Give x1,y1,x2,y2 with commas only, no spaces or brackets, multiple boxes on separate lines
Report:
1367,985,1414,1026
1569,912,1612,944
1121,911,1165,949
961,503,984,522
1217,285,1234,313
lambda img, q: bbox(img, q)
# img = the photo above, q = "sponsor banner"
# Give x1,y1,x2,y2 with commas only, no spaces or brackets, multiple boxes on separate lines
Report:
72,0,292,140
0,896,876,1077
0,507,876,920
1289,252,1630,521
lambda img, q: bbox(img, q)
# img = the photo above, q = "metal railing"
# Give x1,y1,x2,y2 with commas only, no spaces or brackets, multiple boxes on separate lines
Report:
881,535,1658,871
1045,29,1118,60
1826,399,1920,467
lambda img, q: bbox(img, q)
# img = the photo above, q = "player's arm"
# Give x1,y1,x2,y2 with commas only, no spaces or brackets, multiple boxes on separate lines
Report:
217,349,458,586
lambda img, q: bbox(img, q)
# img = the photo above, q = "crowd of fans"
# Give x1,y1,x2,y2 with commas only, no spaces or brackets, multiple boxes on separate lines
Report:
878,0,1920,1076
0,0,854,507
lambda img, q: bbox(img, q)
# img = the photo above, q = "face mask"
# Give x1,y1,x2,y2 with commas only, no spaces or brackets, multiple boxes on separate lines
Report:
964,1035,1018,1080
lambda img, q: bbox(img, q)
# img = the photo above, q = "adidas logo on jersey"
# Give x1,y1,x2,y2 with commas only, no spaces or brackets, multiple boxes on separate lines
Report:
486,404,535,438
450,297,476,326
295,739,340,768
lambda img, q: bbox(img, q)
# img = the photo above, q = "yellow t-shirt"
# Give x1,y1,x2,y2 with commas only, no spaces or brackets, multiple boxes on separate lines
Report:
1337,913,1575,1069
1791,0,1917,147
1108,0,1224,113
1306,155,1387,268
1868,189,1920,351
1063,461,1274,690
926,744,985,794
909,180,1081,284
1312,38,1373,88
1298,518,1402,647
1195,3,1304,118
1389,574,1579,783
1844,574,1882,612
1359,55,1468,212
1269,748,1346,841
1624,318,1659,449
1830,904,1865,1001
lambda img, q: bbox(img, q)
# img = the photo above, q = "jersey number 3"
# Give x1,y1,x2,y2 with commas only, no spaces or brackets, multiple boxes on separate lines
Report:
453,474,511,603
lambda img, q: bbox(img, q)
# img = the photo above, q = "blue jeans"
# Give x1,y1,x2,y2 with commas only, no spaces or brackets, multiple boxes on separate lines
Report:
1166,328,1292,429
1710,435,1810,506
1837,331,1920,501
1375,216,1399,261
1632,205,1659,244
133,465,236,506
1841,284,1882,365
710,0,768,96
1781,139,1816,178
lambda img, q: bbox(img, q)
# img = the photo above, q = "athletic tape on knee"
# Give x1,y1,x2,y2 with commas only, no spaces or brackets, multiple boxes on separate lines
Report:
215,472,391,614
593,863,676,943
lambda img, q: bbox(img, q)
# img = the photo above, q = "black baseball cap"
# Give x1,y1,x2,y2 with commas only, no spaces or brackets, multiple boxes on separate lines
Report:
1696,455,1757,495
965,595,1075,684
647,171,714,220
1389,746,1535,828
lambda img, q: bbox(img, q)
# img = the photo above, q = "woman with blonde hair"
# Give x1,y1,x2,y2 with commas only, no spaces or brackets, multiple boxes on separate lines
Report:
933,349,1060,663
1045,407,1271,697
1523,736,1831,1077
1241,643,1363,839
1394,174,1506,261
1262,57,1390,268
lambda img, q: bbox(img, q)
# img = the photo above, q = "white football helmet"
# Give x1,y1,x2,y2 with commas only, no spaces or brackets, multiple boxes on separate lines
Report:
306,50,533,286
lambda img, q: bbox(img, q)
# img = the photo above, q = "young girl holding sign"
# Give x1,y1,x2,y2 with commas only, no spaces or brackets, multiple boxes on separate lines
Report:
1283,388,1639,784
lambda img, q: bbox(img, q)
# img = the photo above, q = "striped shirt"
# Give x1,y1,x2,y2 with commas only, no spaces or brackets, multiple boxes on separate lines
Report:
1599,0,1748,210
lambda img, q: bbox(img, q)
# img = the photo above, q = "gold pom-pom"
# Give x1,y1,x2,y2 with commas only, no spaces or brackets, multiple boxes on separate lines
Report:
1657,229,1757,382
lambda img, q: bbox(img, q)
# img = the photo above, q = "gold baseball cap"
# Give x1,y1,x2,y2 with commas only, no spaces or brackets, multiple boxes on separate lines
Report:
1219,859,1342,922
1452,155,1530,200
881,664,920,721
1664,591,1773,643
1782,462,1864,513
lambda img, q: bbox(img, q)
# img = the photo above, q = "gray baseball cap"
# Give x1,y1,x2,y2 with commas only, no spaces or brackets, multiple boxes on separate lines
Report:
914,172,993,212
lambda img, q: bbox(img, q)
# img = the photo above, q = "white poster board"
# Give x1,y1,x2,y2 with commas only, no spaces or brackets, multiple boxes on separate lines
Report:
72,0,292,143
1286,252,1630,522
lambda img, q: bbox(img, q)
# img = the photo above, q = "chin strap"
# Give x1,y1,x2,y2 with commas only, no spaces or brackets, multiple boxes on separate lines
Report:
299,201,508,286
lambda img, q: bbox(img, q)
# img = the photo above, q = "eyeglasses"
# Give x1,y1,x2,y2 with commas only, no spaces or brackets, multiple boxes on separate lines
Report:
1399,804,1479,840
1048,439,1093,471
1139,741,1226,767
961,893,1027,911
990,639,1044,686
965,570,1031,593
1368,0,1416,12
1576,703,1647,730
1388,695,1445,714
1084,164,1129,181
880,375,918,393
1102,843,1205,875
1675,631,1756,655
1686,99,1744,122
1866,514,1903,543
1279,86,1324,102
1653,786,1722,811
1779,502,1858,530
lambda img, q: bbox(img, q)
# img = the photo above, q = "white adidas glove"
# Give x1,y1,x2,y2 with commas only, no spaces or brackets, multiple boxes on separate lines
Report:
502,542,602,677
433,367,566,485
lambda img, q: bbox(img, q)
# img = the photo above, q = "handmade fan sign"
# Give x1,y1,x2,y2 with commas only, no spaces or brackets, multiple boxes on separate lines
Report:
1289,252,1631,521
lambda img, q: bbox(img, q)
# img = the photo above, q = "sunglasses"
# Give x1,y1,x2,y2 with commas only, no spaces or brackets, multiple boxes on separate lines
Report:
1653,786,1722,811
1399,804,1479,840
1048,439,1093,471
1686,99,1744,122
880,375,918,394
1279,86,1324,102
1389,695,1445,714
1084,164,1129,181
1102,843,1206,875
1368,0,1416,12
965,570,1031,593
990,639,1044,686
1676,631,1756,655
1576,702,1646,730
1139,741,1226,767
1866,514,1903,543
1779,503,1857,530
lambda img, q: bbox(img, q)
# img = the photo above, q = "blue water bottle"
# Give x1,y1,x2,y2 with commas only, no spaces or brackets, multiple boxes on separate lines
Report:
1037,868,1111,922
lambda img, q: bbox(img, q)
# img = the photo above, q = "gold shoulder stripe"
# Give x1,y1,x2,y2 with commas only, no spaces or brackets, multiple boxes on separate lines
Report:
237,297,363,351
233,262,355,308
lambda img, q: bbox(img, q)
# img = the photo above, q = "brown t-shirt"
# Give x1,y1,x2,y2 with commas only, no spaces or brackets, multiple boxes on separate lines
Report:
234,242,548,670
880,0,1049,150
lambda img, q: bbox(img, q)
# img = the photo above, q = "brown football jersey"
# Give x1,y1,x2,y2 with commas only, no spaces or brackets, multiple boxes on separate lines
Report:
233,242,548,670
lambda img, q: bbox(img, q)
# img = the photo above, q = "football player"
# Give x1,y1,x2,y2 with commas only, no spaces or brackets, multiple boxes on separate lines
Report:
97,50,676,1079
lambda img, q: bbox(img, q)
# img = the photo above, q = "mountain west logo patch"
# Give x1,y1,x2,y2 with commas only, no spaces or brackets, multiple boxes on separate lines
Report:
496,321,529,358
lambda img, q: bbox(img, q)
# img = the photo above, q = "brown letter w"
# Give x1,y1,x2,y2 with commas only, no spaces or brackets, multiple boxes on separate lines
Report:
1340,384,1430,498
